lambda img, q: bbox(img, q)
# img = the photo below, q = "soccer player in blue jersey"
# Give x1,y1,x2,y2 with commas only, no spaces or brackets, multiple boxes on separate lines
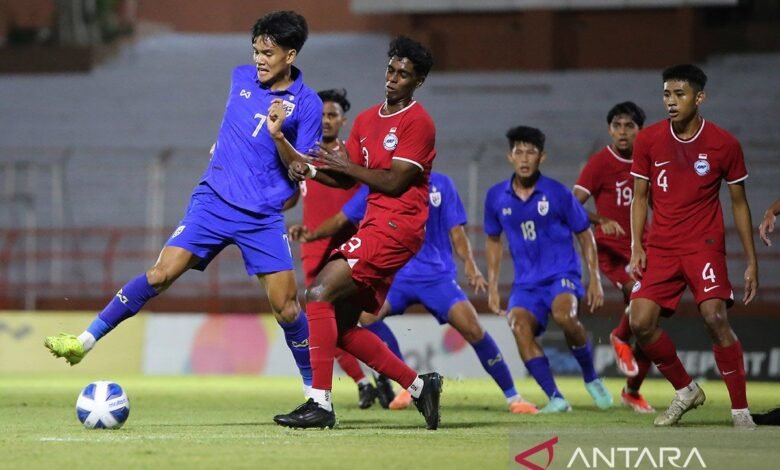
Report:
484,126,613,413
44,11,316,393
292,172,539,414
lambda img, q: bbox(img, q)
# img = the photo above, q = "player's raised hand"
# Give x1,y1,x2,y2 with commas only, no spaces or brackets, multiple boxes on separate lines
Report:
266,98,287,138
586,281,604,313
288,224,312,243
312,141,352,173
629,246,646,281
599,218,626,237
487,285,506,315
759,211,776,247
743,264,758,305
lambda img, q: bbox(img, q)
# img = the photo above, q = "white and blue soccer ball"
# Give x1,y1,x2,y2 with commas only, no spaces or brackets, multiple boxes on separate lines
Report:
76,381,130,429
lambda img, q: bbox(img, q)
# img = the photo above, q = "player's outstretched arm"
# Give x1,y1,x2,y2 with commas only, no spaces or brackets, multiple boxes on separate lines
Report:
485,235,506,315
629,178,649,280
290,212,352,244
573,187,625,236
450,225,487,293
729,182,759,304
759,198,780,247
576,228,604,313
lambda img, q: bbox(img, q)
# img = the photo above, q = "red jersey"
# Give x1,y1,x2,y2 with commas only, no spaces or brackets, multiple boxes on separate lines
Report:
631,119,747,255
574,145,633,254
299,172,358,284
345,101,436,252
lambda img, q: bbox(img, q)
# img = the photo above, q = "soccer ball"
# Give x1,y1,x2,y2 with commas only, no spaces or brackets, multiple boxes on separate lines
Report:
75,381,130,429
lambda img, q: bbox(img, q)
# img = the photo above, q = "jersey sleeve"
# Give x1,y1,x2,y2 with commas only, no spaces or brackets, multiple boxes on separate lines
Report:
293,95,323,155
345,115,364,166
562,189,591,234
483,186,503,237
441,175,468,229
574,156,598,196
630,130,651,181
393,112,435,171
341,184,369,225
724,139,748,184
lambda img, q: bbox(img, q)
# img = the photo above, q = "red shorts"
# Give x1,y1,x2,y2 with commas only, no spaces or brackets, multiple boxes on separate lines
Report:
330,227,417,314
630,248,734,313
598,243,633,302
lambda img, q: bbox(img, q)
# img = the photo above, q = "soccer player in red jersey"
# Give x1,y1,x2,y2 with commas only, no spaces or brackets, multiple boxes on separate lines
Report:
274,36,442,430
292,88,399,409
573,102,654,413
629,64,759,428
759,199,780,246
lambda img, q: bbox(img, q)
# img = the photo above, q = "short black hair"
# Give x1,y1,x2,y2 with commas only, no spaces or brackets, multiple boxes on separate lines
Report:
607,101,646,128
317,88,351,113
662,64,707,92
506,126,545,152
387,35,434,78
252,11,308,52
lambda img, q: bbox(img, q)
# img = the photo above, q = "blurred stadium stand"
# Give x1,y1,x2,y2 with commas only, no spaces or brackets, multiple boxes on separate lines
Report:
0,2,778,313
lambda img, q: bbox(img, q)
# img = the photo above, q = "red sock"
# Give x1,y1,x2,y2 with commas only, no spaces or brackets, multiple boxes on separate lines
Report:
627,345,652,392
612,313,632,341
306,301,338,391
713,341,748,409
641,330,692,390
338,326,418,389
335,347,365,383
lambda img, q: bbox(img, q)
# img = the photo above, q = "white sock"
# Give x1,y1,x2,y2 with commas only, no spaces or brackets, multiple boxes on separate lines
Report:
78,331,96,352
507,394,523,405
302,384,312,399
310,388,332,411
731,408,750,416
357,377,370,386
675,381,699,400
407,376,424,399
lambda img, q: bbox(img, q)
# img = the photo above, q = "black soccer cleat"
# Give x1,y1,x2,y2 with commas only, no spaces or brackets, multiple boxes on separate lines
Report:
273,399,336,429
358,382,378,409
413,372,443,430
374,375,395,409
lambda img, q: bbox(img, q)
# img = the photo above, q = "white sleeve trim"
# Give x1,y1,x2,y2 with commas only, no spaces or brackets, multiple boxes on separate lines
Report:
630,171,649,181
726,174,749,184
572,184,591,196
392,157,424,171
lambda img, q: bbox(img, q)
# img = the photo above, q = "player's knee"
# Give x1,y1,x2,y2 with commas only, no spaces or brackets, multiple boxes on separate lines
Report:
145,266,174,292
459,323,484,343
700,307,729,331
304,283,328,303
629,315,653,340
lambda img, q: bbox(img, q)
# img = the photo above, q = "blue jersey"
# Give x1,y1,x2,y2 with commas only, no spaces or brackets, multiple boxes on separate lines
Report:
200,65,322,214
341,172,465,281
484,173,589,286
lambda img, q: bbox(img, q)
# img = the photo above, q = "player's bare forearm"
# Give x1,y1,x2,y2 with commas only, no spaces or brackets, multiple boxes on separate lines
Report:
450,225,476,265
485,235,503,290
345,162,419,197
313,168,355,189
630,178,649,252
309,212,352,241
729,183,758,268
760,199,780,246
271,133,306,169
576,229,601,285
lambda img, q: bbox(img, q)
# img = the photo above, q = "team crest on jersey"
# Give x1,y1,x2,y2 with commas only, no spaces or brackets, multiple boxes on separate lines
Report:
694,159,710,176
632,281,641,293
537,197,549,216
282,100,296,117
430,187,442,207
383,132,399,150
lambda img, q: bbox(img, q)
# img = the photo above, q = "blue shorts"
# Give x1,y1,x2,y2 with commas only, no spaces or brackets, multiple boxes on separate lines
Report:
508,276,584,337
386,276,468,324
165,189,293,276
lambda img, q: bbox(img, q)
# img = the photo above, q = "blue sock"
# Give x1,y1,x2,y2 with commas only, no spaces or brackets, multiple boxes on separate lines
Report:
471,333,517,399
364,321,403,361
278,311,312,386
525,356,564,400
88,273,157,341
570,340,598,383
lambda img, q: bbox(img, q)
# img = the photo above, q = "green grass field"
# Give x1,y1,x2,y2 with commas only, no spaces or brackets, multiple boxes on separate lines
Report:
1,375,778,469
